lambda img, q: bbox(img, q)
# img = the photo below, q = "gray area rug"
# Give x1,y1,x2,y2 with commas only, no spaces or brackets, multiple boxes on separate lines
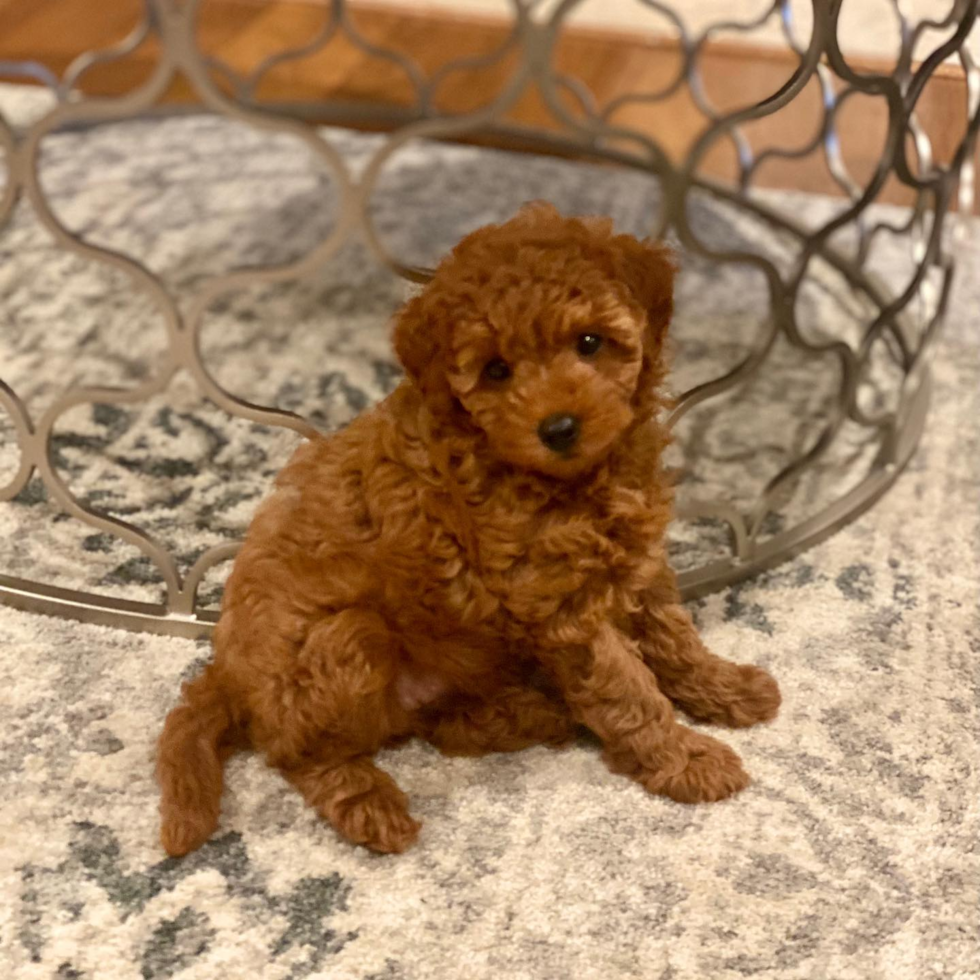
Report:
1,84,979,979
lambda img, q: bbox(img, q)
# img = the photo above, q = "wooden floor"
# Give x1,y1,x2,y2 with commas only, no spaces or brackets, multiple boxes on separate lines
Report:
0,0,971,206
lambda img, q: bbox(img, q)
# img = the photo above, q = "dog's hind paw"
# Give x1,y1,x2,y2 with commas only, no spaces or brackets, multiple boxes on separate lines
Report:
333,784,422,854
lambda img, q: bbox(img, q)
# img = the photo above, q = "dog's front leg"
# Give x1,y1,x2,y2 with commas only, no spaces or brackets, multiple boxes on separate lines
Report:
542,623,749,803
633,599,781,729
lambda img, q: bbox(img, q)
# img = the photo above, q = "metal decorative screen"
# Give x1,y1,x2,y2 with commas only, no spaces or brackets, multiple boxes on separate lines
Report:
1,0,978,637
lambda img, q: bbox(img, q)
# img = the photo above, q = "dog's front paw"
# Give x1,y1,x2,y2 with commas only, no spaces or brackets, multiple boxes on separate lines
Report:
641,729,750,804
675,664,781,729
714,664,781,728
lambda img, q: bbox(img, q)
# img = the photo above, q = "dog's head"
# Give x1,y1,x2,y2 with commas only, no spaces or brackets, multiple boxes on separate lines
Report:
393,203,675,478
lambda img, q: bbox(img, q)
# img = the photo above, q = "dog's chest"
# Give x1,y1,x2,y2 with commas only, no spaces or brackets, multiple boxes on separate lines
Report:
382,478,667,685
469,487,664,629
386,466,668,642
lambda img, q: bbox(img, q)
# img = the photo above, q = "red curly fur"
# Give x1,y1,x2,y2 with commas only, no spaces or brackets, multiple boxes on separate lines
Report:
157,204,780,856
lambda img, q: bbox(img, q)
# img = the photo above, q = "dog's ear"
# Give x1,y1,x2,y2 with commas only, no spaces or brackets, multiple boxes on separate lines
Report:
392,294,455,418
607,234,675,355
604,234,677,416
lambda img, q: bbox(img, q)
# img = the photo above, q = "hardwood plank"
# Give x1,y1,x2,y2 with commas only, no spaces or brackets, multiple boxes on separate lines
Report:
0,0,143,67
0,0,62,41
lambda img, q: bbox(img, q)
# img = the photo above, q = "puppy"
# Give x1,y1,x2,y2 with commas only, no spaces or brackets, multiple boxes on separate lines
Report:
157,204,780,855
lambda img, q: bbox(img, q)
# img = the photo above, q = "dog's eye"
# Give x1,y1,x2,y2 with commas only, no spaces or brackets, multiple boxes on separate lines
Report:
482,358,511,382
577,333,603,356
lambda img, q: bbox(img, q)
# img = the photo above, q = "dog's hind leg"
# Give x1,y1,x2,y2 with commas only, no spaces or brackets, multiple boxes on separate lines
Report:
282,748,421,853
420,686,577,756
252,609,420,853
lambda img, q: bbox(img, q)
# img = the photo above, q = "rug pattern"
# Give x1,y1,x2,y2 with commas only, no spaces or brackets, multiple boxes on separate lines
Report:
0,85,978,980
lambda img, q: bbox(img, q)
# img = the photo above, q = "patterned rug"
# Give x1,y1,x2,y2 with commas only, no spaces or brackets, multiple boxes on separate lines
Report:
1,84,978,979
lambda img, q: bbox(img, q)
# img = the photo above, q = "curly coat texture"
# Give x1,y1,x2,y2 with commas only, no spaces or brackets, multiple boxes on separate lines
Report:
157,204,781,856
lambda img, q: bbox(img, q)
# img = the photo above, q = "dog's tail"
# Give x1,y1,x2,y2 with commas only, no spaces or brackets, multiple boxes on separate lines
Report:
156,665,238,857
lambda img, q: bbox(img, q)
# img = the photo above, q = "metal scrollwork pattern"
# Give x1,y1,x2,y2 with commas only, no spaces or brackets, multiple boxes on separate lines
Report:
1,0,978,636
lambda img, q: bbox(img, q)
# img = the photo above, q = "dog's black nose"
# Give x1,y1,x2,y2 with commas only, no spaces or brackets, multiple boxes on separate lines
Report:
538,413,580,453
